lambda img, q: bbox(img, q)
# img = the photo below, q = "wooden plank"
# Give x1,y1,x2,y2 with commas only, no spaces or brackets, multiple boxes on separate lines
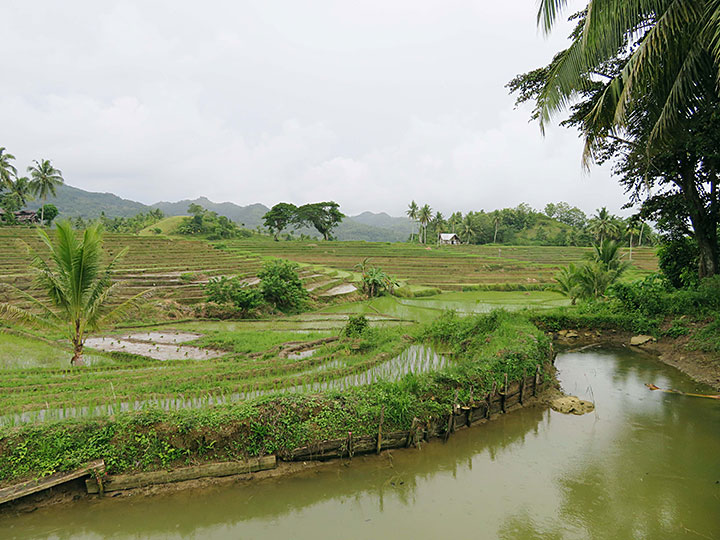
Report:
0,459,105,506
86,456,275,494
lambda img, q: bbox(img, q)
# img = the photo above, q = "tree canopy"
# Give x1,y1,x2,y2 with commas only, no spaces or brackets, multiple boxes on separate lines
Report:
508,3,720,278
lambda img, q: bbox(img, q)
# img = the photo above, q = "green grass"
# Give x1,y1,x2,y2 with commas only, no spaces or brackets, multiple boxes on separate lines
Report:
0,332,113,370
191,330,333,354
138,215,187,236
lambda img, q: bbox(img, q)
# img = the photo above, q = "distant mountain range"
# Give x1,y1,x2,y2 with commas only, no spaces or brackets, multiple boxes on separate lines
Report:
26,184,413,242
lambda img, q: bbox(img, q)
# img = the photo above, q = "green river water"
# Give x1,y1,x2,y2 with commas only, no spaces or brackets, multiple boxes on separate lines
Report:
4,348,719,539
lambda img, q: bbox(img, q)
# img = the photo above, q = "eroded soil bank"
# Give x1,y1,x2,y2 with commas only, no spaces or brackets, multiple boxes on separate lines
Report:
551,328,720,391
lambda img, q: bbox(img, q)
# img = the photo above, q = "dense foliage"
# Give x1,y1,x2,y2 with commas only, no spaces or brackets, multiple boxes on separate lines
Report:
509,3,720,278
263,201,345,241
204,259,308,316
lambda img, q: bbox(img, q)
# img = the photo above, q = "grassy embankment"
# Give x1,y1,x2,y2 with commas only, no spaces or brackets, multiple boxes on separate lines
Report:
0,311,550,486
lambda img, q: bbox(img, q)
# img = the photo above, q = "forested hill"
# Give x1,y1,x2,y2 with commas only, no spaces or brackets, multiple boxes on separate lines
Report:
27,184,414,242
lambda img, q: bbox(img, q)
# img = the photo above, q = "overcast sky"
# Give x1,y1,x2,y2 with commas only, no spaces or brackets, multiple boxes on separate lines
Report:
2,0,629,217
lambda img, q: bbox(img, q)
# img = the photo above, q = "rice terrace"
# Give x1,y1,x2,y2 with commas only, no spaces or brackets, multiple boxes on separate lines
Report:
2,1,720,539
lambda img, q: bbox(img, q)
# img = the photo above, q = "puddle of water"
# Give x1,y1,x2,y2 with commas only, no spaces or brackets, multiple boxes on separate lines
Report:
84,337,221,361
117,332,202,344
287,349,316,360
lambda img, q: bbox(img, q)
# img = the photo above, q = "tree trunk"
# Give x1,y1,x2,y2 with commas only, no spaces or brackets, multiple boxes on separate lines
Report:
679,161,719,279
71,343,84,366
629,232,633,261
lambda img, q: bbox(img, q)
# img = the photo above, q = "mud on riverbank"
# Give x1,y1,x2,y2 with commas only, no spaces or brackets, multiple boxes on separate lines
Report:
551,328,720,391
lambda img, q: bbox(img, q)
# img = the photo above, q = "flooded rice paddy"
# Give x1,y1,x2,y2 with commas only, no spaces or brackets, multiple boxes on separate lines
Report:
0,346,448,427
4,347,719,539
84,333,222,361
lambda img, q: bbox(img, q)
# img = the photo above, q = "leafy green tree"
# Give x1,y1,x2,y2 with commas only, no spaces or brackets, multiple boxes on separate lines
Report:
0,221,147,365
0,147,17,190
258,259,308,311
406,200,419,242
512,1,720,278
263,202,297,240
177,204,238,239
28,159,64,224
205,276,262,314
40,204,58,225
295,202,344,240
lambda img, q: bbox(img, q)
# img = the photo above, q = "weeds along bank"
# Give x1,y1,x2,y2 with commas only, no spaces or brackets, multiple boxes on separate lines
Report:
531,275,720,389
0,312,552,488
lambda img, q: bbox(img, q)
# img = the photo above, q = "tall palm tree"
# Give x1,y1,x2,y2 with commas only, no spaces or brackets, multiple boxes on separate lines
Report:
0,147,17,190
28,159,64,224
448,212,462,233
625,220,641,261
460,215,476,244
0,221,149,365
406,200,419,242
588,207,619,244
9,176,33,206
418,204,432,244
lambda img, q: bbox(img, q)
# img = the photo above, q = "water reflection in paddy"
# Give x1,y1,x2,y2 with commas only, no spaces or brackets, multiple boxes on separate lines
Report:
4,348,719,539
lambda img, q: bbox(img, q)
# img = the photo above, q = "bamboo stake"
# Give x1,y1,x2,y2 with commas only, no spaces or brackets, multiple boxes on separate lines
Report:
376,406,384,454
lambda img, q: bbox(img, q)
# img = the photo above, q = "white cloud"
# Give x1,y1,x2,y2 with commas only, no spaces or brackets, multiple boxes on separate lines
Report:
1,0,629,217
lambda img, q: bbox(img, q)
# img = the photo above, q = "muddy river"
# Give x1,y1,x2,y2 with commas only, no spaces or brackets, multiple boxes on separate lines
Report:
4,348,719,539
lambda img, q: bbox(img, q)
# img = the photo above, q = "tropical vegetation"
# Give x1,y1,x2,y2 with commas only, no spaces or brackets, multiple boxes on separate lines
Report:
0,221,148,365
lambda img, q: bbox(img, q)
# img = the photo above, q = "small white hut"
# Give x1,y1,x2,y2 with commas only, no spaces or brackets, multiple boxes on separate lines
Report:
438,233,461,245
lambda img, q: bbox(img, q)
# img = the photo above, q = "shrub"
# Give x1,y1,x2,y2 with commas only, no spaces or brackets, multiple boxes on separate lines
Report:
343,314,369,337
657,237,699,288
258,260,308,312
205,276,263,314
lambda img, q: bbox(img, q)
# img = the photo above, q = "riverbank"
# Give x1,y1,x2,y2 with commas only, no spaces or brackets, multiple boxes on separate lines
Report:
538,322,720,391
0,312,552,511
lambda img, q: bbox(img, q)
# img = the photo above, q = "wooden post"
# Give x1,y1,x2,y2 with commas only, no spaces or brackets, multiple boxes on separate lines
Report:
486,381,496,418
347,431,354,459
520,369,526,405
444,413,453,442
533,365,541,396
501,373,508,413
376,406,384,454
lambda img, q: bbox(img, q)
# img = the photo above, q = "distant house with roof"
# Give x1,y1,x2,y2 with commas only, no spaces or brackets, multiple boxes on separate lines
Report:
0,209,40,224
438,233,461,245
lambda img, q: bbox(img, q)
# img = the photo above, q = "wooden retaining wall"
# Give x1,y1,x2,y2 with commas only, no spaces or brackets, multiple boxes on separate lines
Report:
287,364,551,462
85,456,276,494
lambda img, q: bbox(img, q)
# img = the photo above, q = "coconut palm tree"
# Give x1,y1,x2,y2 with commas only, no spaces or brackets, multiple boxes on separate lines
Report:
9,176,33,206
0,147,17,190
418,204,432,244
28,159,64,224
625,219,641,261
460,215,477,244
0,221,149,365
406,201,419,242
536,0,720,151
588,207,619,244
553,263,580,305
448,212,462,233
